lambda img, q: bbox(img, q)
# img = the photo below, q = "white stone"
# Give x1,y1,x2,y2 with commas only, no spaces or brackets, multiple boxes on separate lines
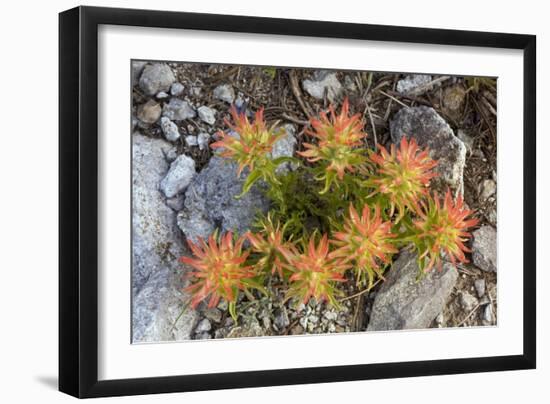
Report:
160,117,180,142
198,106,216,125
302,71,342,103
197,132,210,150
170,82,185,96
160,154,196,198
213,84,235,103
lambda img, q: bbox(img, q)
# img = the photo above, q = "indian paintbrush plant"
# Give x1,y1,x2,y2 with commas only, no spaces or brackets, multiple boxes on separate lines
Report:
180,98,478,322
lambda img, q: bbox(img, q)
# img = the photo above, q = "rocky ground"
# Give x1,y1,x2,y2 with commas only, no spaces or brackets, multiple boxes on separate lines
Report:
131,61,498,342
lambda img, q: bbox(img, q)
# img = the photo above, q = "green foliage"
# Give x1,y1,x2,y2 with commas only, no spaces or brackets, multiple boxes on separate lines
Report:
465,76,496,93
262,66,277,80
180,99,479,314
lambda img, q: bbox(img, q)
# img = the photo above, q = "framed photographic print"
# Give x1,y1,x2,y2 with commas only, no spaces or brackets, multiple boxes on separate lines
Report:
59,6,536,398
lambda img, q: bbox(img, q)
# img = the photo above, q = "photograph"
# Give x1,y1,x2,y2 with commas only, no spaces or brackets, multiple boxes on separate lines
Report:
131,60,498,343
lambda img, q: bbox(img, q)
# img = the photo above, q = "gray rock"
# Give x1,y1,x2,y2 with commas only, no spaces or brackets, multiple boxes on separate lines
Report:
156,91,169,99
132,115,138,131
213,84,235,104
137,100,162,124
459,291,478,312
198,106,216,125
195,332,212,340
160,154,196,198
132,61,147,85
195,318,212,333
163,98,196,121
479,295,491,306
289,324,304,335
170,82,185,96
472,225,497,272
435,312,445,326
177,155,270,242
197,132,211,150
271,124,297,173
443,85,466,113
396,74,433,95
235,94,245,110
480,179,497,202
482,304,494,323
191,86,202,97
390,106,466,195
487,208,497,226
132,134,197,342
204,308,222,323
323,310,338,321
160,117,180,142
273,306,290,330
226,319,264,338
367,250,458,331
474,279,486,298
344,75,357,92
165,194,185,211
185,135,198,147
163,147,178,162
457,129,474,155
302,71,342,103
139,63,176,96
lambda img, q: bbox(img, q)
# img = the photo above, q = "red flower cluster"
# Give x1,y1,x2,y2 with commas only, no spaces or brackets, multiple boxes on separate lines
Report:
413,191,479,271
298,99,367,190
283,234,349,307
180,232,255,308
331,204,398,287
211,107,285,175
368,137,438,219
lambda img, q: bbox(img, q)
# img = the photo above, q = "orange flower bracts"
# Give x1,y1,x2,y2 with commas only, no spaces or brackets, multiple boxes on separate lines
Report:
331,204,398,287
284,234,349,307
211,107,285,175
368,137,438,219
180,232,255,308
413,191,479,271
298,99,367,191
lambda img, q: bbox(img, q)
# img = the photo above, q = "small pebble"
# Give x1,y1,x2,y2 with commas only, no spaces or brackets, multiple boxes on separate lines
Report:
213,84,235,104
195,332,212,340
459,292,478,312
170,82,185,96
197,132,210,150
198,106,216,125
137,99,161,124
185,135,198,147
195,318,212,333
160,117,180,142
482,304,494,323
290,324,304,335
474,279,486,298
309,314,319,324
479,295,491,306
204,308,222,323
435,312,445,327
323,311,337,321
480,179,497,202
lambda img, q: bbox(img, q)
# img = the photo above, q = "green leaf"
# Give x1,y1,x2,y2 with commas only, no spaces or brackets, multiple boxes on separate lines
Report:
263,67,277,80
242,278,268,296
237,169,264,198
272,156,300,167
229,301,238,322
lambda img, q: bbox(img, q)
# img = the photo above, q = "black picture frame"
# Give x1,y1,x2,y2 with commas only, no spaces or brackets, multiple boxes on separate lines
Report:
59,5,536,398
